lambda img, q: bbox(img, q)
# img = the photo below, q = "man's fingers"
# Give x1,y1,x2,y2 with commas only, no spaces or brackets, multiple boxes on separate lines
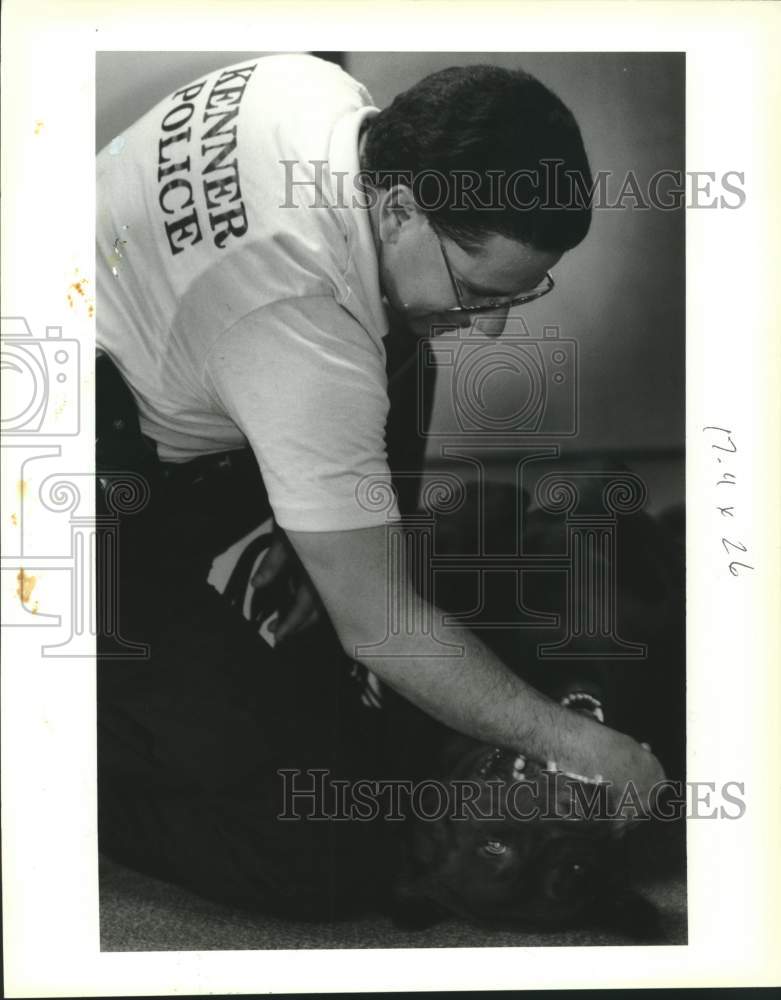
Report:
251,535,288,587
274,586,320,643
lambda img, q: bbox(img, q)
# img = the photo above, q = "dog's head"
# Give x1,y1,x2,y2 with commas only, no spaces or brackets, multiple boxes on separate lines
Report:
392,737,661,939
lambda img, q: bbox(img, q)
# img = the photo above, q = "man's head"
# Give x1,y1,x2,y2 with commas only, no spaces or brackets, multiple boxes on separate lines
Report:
360,64,593,337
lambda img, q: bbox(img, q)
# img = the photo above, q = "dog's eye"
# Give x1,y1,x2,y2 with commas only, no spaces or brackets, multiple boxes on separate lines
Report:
479,839,508,856
545,860,594,901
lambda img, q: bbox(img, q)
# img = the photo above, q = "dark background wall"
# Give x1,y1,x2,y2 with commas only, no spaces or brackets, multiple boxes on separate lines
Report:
96,52,684,492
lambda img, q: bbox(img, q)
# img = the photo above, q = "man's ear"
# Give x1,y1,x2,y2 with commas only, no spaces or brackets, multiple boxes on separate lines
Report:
378,184,422,245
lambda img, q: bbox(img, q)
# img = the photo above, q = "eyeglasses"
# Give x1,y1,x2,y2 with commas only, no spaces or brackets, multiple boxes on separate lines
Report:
435,230,555,314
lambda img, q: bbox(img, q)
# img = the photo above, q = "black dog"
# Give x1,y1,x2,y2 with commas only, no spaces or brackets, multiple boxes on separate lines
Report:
382,475,684,938
98,478,684,939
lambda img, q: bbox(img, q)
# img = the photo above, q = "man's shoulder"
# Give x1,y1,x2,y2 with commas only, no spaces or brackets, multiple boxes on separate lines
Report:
248,53,373,106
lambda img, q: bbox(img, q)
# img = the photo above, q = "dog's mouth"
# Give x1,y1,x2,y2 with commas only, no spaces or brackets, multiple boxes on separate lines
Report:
450,744,522,783
447,742,614,828
471,745,533,783
455,744,604,787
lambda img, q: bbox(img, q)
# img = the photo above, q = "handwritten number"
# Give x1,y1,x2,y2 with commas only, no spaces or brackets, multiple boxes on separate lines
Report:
712,438,737,454
703,426,737,453
705,426,751,578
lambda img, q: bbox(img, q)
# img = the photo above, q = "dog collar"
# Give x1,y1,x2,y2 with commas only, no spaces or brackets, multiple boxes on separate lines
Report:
560,691,605,724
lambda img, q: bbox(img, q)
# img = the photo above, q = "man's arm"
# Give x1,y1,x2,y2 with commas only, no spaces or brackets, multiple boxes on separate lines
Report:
286,523,664,799
203,302,660,795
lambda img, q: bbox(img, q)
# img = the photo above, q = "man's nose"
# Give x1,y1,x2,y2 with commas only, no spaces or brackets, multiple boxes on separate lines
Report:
476,307,511,338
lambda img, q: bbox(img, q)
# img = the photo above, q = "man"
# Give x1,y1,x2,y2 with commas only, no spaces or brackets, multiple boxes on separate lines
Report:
96,53,662,822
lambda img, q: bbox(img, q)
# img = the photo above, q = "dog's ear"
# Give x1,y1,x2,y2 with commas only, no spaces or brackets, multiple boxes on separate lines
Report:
389,878,449,930
596,886,664,942
389,825,451,930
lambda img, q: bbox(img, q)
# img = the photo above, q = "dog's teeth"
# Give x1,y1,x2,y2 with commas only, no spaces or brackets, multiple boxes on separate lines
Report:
546,760,559,773
565,771,604,785
513,754,526,771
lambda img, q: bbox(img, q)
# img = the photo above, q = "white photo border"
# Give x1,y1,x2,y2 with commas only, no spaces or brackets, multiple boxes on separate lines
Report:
2,0,780,994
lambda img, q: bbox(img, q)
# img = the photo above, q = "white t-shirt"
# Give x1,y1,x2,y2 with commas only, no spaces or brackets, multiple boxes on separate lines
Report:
97,54,400,531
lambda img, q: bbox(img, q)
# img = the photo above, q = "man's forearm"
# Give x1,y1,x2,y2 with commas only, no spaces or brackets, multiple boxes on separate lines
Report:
345,593,620,780
286,522,657,791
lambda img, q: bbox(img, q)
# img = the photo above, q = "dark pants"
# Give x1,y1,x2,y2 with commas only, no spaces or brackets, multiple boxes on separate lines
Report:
94,352,408,917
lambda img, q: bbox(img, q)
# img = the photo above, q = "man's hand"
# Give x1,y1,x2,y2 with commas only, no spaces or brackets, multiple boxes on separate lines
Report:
251,523,323,643
565,723,666,825
612,737,666,822
284,523,667,810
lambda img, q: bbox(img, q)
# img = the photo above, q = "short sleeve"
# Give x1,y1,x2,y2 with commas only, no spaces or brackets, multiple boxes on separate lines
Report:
202,297,401,532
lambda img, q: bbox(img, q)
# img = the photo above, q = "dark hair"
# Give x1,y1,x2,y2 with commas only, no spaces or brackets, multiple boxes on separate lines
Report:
361,64,593,254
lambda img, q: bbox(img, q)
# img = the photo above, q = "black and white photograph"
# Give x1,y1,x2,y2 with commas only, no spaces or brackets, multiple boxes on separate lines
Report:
94,48,687,950
1,2,779,995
